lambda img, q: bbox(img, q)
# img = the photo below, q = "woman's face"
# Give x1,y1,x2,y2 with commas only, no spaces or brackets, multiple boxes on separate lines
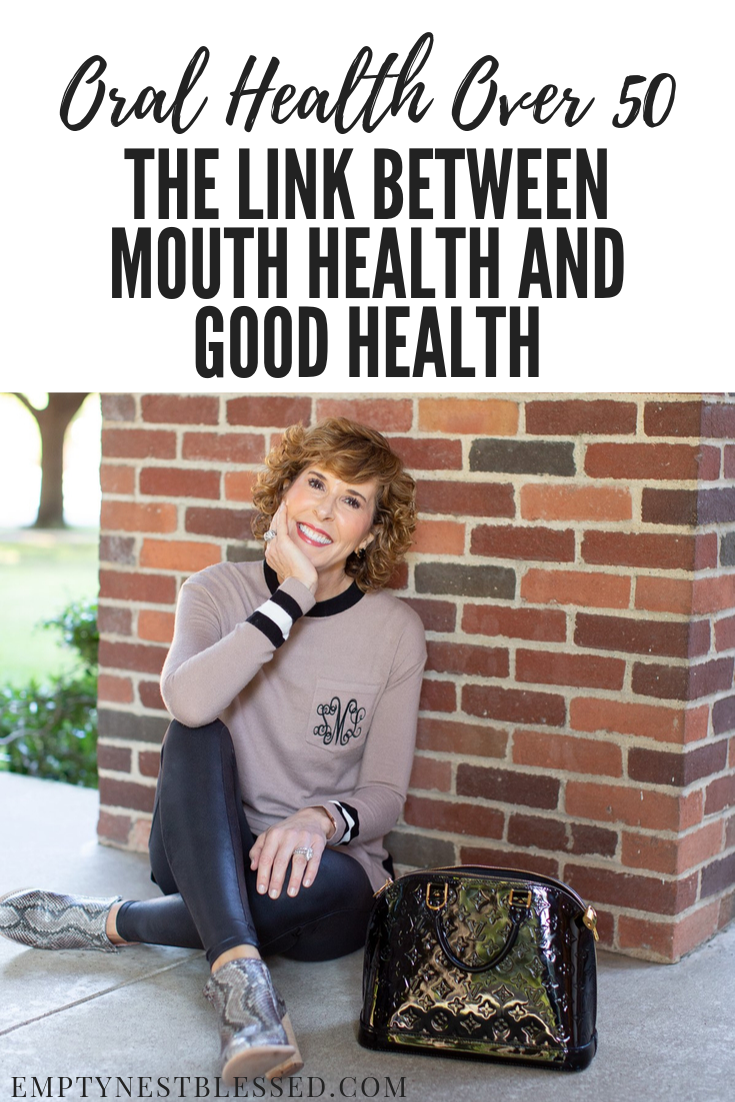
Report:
281,466,378,578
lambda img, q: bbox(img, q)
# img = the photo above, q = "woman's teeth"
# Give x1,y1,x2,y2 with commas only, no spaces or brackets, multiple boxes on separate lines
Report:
298,523,332,545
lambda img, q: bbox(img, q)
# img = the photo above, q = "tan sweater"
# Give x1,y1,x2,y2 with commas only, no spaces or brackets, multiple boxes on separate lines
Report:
160,560,427,891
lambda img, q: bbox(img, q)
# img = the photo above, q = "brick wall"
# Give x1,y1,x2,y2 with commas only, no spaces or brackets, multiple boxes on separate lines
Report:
96,393,735,962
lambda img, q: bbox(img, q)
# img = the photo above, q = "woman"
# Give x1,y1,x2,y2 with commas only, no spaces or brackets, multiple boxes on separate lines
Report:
0,418,427,1084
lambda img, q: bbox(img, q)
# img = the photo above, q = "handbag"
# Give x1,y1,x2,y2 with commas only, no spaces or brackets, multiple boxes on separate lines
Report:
358,865,598,1070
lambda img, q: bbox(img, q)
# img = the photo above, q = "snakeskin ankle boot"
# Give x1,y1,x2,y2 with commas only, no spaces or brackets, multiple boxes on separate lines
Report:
203,958,301,1083
0,888,121,951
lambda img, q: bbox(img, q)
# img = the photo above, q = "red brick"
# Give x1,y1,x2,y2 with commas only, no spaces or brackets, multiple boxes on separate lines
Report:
99,570,177,605
99,640,168,676
417,480,515,518
516,649,625,690
672,903,722,958
678,821,725,872
460,846,559,879
101,394,136,422
565,781,682,831
182,432,265,464
100,464,136,494
570,697,689,744
621,833,678,875
695,532,719,569
462,684,566,727
224,471,256,502
457,764,560,810
226,396,312,427
97,606,132,636
574,613,703,659
419,679,456,713
99,536,136,566
512,729,622,776
386,562,409,590
102,428,177,459
101,501,178,534
140,466,221,500
582,531,696,571
401,598,456,633
426,641,509,679
97,810,132,845
705,774,735,816
138,610,175,643
563,864,697,916
97,674,134,704
140,539,220,573
139,680,166,710
698,446,721,480
462,603,566,643
692,575,735,614
643,400,702,438
185,506,253,540
404,795,504,838
521,568,630,609
702,402,735,438
408,756,452,793
715,614,735,652
412,519,465,555
416,717,508,758
141,395,219,425
584,442,701,480
138,750,161,778
521,484,632,522
315,398,413,432
472,525,575,562
418,398,518,435
97,744,132,772
635,577,693,615
99,777,156,814
526,399,637,436
390,437,463,470
725,445,735,479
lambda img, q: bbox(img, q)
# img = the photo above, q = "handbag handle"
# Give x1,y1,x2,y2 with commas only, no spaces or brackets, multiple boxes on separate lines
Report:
428,882,531,974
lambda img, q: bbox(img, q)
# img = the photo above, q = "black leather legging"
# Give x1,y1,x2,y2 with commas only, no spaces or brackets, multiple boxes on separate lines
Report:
115,719,375,964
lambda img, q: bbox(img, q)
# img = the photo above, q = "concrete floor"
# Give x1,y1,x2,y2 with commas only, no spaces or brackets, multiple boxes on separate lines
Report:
0,771,734,1102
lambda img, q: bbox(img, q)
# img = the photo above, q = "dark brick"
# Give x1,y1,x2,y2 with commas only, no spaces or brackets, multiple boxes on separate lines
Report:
404,795,505,838
97,606,132,637
470,439,575,476
97,744,132,772
722,533,735,567
570,824,619,858
141,395,219,424
701,853,735,898
385,829,455,869
463,685,566,727
525,399,637,436
564,865,698,915
101,394,136,422
628,742,728,786
701,403,735,438
632,658,734,701
507,813,567,851
457,764,560,810
415,562,515,600
185,506,254,540
99,641,168,676
426,641,509,679
139,681,166,710
416,717,508,759
401,598,456,634
644,401,702,438
697,488,735,525
705,775,735,815
713,695,735,735
689,658,735,700
226,396,312,427
99,571,177,606
460,846,559,879
97,709,169,744
391,437,463,471
641,489,698,527
419,679,456,713
226,543,264,563
582,531,696,571
99,777,155,814
99,536,136,565
516,648,624,690
416,480,515,517
574,613,695,659
471,525,575,562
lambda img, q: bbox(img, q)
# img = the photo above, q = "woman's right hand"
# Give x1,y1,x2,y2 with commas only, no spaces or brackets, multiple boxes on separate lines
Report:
264,501,318,595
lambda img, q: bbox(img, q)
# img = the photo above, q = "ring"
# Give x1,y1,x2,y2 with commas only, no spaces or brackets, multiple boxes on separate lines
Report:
263,530,277,542
293,846,313,861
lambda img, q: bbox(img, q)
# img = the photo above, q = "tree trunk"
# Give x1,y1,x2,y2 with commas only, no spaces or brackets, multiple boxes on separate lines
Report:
13,393,90,528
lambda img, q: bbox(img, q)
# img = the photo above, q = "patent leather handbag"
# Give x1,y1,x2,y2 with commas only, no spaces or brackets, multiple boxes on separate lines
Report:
358,865,598,1070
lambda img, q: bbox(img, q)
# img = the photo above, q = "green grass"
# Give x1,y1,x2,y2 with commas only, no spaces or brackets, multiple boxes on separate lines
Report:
0,533,99,683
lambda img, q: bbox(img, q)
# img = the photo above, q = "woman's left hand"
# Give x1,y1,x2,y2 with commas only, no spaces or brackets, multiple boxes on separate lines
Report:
249,807,334,899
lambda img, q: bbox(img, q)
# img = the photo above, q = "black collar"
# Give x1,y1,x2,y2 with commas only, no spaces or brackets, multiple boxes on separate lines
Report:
263,561,364,617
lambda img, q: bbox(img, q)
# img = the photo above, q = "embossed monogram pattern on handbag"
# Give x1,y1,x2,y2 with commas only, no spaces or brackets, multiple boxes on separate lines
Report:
359,866,598,1070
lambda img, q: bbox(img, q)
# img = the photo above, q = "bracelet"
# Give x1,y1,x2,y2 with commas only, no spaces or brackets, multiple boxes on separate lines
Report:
310,805,338,840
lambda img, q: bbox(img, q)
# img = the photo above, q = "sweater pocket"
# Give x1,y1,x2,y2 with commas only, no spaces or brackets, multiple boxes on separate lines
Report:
305,679,380,762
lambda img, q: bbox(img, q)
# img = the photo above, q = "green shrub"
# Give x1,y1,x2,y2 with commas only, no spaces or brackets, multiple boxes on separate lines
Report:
0,599,99,788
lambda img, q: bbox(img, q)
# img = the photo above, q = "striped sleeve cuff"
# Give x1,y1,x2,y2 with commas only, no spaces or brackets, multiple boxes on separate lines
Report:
247,589,304,648
332,800,360,845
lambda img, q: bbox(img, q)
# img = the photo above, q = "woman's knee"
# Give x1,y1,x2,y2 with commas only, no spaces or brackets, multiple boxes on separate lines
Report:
162,718,232,764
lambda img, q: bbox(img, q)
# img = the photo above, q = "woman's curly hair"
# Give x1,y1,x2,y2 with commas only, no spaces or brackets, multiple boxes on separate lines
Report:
251,418,417,592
